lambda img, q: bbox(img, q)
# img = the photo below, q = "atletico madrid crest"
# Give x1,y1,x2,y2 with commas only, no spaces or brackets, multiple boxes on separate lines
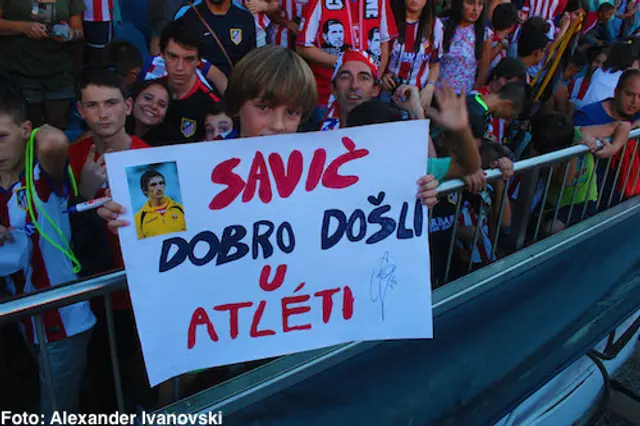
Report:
15,186,28,212
181,118,196,138
230,28,243,46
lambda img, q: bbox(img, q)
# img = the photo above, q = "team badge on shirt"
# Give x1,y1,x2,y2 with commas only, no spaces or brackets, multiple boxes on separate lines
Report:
230,28,243,46
181,118,197,138
15,186,28,212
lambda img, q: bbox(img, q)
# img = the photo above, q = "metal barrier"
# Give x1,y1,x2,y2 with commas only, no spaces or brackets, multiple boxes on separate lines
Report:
1,128,640,417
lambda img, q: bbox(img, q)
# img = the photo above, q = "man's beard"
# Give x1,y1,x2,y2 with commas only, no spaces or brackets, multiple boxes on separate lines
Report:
208,0,225,5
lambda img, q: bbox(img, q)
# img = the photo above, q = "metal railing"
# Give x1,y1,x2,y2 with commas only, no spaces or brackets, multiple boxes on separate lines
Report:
1,128,640,416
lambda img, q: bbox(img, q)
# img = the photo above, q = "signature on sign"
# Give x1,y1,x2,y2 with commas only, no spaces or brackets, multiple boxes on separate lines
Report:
369,251,398,321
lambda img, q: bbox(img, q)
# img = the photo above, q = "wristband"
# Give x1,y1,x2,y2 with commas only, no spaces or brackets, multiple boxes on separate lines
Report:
426,81,436,87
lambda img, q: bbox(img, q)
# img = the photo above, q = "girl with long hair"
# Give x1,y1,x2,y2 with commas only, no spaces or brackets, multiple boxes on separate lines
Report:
438,0,493,94
381,0,444,107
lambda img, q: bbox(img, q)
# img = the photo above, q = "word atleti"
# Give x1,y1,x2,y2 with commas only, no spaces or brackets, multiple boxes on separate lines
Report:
187,265,354,348
209,137,369,210
160,220,295,272
322,193,424,249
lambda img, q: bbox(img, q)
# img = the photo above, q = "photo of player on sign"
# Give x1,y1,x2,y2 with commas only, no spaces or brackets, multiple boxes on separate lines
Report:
126,162,187,240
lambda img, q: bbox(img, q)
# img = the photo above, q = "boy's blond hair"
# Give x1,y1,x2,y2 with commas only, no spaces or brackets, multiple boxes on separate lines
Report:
226,45,318,120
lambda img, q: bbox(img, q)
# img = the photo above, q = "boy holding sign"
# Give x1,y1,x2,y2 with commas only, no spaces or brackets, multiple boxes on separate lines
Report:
99,46,440,229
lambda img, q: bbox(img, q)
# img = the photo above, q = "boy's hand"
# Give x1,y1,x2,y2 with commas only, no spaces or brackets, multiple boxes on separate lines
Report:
417,175,439,208
426,87,470,134
463,169,488,194
79,145,108,199
580,134,601,153
97,190,129,235
490,157,514,180
595,139,616,159
0,225,15,246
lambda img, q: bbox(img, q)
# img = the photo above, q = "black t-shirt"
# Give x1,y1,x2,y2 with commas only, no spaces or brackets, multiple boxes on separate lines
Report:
146,78,220,146
466,94,490,139
181,3,256,77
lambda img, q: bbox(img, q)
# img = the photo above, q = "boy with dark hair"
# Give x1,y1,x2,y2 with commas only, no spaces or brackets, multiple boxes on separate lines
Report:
531,113,596,234
517,18,552,82
107,41,144,89
467,80,532,142
583,2,616,47
0,88,95,419
69,68,151,412
479,57,528,95
145,19,221,146
563,51,587,83
490,3,518,70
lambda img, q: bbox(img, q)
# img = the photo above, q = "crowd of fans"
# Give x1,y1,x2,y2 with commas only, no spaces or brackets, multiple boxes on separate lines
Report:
1,0,640,419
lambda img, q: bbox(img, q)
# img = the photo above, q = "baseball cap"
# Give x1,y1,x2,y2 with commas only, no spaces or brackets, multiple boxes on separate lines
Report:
332,49,380,82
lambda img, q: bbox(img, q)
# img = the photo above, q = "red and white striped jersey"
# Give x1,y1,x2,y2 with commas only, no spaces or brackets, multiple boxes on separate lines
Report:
490,33,509,70
83,0,114,22
457,194,496,265
488,116,508,145
567,76,590,103
385,18,444,89
1,165,96,344
521,0,568,21
269,0,298,48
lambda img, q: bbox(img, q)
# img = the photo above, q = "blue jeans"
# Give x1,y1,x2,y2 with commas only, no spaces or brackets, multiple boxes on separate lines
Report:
36,328,93,421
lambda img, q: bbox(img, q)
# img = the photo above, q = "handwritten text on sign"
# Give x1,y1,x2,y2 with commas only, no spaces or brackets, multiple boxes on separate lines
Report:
106,121,433,386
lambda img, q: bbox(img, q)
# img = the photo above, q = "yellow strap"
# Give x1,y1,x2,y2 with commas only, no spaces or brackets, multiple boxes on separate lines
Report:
532,15,584,102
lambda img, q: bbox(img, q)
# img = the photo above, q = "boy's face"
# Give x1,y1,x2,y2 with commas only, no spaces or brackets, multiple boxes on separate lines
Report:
78,85,132,140
564,64,580,80
239,98,303,138
205,113,234,140
533,47,547,65
0,114,31,175
494,99,519,119
599,9,614,22
162,39,200,88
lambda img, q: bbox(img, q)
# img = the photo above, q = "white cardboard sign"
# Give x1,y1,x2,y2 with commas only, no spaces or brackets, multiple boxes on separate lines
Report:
106,121,433,386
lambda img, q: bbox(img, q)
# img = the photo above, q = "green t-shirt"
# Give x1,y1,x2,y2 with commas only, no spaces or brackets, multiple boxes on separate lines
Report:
0,0,85,77
547,153,598,208
427,157,451,182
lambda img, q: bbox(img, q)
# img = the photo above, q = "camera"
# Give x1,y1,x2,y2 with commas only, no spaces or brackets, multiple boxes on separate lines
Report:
391,75,408,88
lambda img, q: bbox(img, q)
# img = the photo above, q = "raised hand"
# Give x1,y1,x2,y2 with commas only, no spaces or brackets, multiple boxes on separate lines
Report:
79,145,108,200
425,87,470,134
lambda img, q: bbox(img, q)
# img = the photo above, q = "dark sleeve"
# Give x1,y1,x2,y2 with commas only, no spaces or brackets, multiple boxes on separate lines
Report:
466,100,486,139
246,15,257,50
572,109,590,127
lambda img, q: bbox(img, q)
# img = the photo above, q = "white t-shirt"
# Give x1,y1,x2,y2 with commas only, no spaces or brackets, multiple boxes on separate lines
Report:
581,69,623,106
